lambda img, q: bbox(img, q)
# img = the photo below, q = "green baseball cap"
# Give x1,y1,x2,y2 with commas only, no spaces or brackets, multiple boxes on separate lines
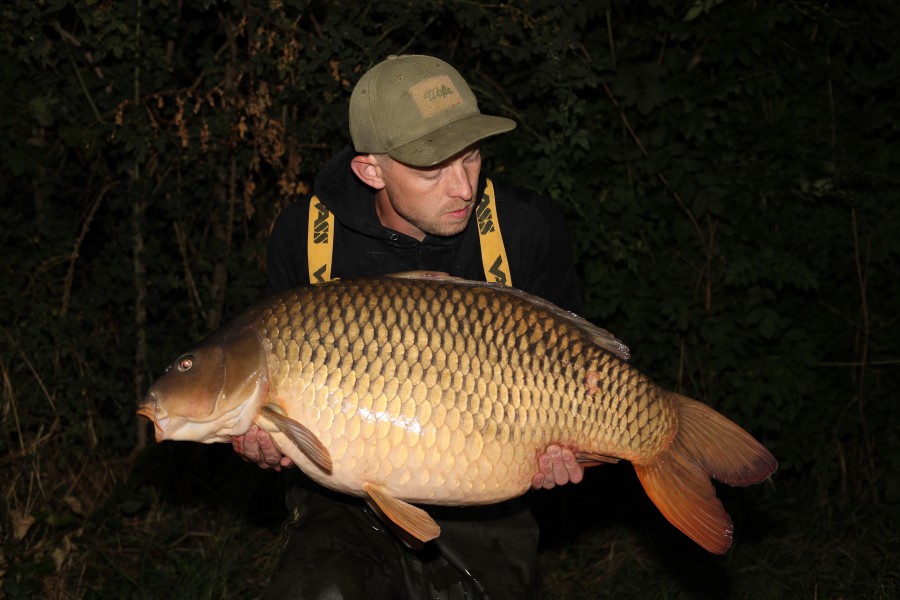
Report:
349,55,516,167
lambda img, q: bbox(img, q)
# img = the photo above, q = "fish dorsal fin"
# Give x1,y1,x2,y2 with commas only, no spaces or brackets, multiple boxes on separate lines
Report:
363,482,441,545
259,404,333,474
385,271,630,360
386,270,451,280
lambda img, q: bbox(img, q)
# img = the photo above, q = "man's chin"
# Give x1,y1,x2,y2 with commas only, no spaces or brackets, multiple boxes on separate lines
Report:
429,221,470,238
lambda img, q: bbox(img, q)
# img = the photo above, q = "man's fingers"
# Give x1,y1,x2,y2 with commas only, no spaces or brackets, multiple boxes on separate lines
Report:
531,446,587,490
532,452,552,489
549,446,568,485
230,424,292,471
255,428,295,469
238,425,272,468
256,428,280,463
562,448,584,484
241,424,262,461
542,450,558,489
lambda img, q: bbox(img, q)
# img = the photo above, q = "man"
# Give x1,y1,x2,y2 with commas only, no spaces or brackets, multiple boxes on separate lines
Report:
234,55,585,599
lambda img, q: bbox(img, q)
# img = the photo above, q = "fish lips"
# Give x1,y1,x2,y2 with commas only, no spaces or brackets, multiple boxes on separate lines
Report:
136,393,169,442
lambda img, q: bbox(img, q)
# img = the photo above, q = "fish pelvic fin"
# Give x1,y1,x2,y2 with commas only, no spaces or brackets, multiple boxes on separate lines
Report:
632,393,777,555
363,482,441,546
575,451,620,467
259,404,333,474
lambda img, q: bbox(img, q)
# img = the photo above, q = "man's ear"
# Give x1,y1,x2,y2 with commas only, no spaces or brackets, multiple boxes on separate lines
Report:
350,154,386,190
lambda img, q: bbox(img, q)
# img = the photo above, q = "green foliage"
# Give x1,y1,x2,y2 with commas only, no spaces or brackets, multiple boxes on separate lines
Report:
1,0,898,597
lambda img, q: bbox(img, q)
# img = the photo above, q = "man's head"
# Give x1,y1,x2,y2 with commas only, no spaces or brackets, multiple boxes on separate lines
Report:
349,55,516,167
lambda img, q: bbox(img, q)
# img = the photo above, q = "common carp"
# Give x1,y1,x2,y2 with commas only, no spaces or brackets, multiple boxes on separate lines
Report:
137,272,776,554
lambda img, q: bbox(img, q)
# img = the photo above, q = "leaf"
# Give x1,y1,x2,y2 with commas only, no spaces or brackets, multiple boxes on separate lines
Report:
685,3,705,22
12,511,35,541
62,495,85,516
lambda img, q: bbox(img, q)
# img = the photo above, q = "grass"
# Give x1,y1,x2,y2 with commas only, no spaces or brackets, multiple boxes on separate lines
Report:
532,467,900,599
2,440,898,599
2,442,284,599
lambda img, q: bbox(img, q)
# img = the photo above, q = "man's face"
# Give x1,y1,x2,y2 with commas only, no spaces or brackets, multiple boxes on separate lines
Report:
376,146,482,240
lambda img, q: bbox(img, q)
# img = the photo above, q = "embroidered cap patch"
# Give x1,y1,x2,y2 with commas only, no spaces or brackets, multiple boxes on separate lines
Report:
410,75,463,118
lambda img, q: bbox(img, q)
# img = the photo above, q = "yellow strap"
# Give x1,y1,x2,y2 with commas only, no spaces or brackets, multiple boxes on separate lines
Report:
307,195,335,283
307,180,510,285
476,178,512,286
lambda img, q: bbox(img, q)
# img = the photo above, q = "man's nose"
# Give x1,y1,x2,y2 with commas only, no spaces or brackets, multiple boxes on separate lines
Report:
446,163,474,201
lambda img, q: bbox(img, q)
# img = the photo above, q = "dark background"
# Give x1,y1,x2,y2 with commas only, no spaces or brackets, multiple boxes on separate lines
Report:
2,1,898,598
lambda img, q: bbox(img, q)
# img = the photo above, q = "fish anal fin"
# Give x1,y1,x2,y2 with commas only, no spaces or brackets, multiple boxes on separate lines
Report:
260,404,333,474
632,392,778,554
363,482,440,545
575,451,620,467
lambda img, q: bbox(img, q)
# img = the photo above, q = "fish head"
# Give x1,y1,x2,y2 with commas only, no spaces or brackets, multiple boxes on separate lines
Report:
137,323,269,444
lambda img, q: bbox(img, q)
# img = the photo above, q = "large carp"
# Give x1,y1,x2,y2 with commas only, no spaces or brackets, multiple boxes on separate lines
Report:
138,272,776,554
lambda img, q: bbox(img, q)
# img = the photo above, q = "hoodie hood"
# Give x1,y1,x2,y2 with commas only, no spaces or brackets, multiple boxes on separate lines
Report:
314,145,388,240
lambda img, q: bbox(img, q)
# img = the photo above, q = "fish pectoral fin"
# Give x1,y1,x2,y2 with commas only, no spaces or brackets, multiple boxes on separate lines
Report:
575,451,620,467
260,404,333,474
362,482,440,545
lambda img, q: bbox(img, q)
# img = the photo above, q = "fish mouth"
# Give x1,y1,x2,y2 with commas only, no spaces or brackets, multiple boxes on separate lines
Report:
136,392,157,423
136,405,154,421
136,394,167,442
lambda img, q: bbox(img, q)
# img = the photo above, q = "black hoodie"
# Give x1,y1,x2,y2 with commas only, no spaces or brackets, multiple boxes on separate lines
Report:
267,145,582,314
263,145,584,598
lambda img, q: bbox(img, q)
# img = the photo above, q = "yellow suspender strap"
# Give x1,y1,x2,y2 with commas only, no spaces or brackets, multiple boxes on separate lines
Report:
307,195,335,283
307,180,510,285
476,178,512,286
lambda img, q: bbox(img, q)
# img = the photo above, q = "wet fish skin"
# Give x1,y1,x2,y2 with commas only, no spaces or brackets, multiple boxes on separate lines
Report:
256,276,645,499
138,272,776,554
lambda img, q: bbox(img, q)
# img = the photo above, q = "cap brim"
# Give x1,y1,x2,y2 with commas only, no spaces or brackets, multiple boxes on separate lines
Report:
387,114,516,167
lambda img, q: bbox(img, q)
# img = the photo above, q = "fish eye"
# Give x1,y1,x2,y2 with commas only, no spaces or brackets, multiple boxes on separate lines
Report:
176,355,194,372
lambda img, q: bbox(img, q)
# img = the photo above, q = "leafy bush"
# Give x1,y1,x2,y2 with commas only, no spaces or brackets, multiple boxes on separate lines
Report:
2,1,898,597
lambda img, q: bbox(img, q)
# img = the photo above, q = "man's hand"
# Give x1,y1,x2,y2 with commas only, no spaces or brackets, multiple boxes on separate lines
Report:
532,445,584,490
232,425,294,471
233,431,581,484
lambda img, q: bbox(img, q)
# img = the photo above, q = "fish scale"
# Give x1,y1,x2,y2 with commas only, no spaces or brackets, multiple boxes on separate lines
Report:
254,277,674,504
139,272,776,553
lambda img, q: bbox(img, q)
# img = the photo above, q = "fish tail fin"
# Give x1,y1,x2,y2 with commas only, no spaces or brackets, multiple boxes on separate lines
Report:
632,393,777,554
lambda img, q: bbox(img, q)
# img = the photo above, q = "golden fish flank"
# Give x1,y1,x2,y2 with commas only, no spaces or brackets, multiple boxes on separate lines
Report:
138,271,776,554
268,283,590,490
